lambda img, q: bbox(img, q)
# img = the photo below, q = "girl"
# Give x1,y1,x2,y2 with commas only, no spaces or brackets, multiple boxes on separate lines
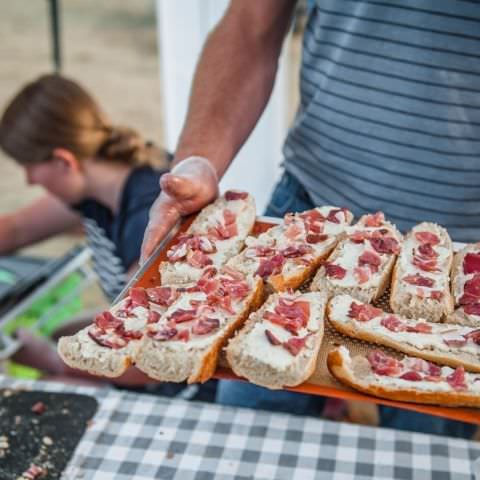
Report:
0,74,173,387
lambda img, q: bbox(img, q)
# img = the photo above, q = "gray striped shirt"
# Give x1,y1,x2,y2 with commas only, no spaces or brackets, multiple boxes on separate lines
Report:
283,0,480,242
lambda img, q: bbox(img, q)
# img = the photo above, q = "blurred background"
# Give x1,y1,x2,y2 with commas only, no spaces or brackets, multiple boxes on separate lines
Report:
0,1,305,378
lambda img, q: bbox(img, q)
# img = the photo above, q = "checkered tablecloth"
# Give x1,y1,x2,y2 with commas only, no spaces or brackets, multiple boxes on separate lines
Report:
1,376,479,480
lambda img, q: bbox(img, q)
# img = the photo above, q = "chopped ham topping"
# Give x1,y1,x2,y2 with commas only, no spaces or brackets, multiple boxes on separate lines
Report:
399,371,422,381
252,246,276,257
221,265,245,281
363,211,385,227
402,273,434,288
358,250,381,273
192,317,220,335
464,253,480,275
285,223,303,240
281,244,313,258
349,231,369,243
459,275,480,305
275,298,310,326
148,327,178,341
120,328,143,340
369,236,400,255
406,322,432,333
283,336,307,356
225,190,248,201
414,231,440,245
264,311,300,335
417,243,437,259
168,308,197,324
446,366,467,391
367,350,403,376
464,303,480,316
147,311,160,324
256,254,285,278
176,329,190,342
306,233,328,244
380,315,404,332
412,256,438,272
187,250,213,268
167,234,216,262
348,302,382,321
353,266,370,284
94,311,123,331
146,287,179,306
430,290,443,300
443,336,468,348
464,329,480,345
326,208,347,224
299,209,325,233
88,326,127,349
324,262,346,279
265,329,282,346
129,288,149,308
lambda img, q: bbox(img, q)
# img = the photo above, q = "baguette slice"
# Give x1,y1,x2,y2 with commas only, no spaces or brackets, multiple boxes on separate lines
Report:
328,294,480,373
135,268,264,383
311,212,402,302
328,346,480,408
58,286,180,377
226,291,327,389
449,243,480,326
227,206,353,292
159,190,256,285
390,222,453,322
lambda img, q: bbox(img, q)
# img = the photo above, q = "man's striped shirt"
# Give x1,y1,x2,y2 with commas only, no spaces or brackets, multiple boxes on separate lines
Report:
283,0,480,242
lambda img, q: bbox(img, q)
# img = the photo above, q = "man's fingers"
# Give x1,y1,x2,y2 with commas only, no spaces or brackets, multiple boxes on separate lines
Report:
140,224,165,264
140,209,180,263
160,173,196,200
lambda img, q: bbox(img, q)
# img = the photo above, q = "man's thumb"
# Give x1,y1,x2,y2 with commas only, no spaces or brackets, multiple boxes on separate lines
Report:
160,173,195,200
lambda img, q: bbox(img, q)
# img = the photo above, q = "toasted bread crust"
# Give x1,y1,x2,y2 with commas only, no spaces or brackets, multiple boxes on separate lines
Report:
311,249,396,303
390,222,454,322
135,279,264,384
327,301,480,373
58,332,133,378
327,348,480,408
449,243,480,327
226,292,326,389
268,252,332,293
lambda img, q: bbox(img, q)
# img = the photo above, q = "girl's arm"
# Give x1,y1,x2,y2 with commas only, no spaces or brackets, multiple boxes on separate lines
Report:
0,194,82,253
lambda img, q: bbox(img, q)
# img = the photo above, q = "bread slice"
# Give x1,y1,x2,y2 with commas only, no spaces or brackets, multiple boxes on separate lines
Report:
226,291,327,389
58,286,179,377
328,346,480,408
135,269,264,383
449,243,480,326
390,222,453,322
311,212,402,302
328,294,480,373
159,190,256,285
227,206,353,292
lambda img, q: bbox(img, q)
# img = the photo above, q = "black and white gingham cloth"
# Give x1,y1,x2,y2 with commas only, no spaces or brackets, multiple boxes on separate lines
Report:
1,376,479,480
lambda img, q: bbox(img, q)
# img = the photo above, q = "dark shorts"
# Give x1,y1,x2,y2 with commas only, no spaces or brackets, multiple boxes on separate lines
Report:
217,170,476,438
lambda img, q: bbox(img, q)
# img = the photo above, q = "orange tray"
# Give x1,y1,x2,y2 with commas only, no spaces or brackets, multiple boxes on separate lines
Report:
134,217,480,425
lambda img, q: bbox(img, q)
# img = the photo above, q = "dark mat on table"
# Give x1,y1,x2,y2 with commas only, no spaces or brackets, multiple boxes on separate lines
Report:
0,389,98,479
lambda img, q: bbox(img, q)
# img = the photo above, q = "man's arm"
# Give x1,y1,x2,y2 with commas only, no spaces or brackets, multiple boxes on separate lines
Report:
175,0,297,176
0,194,82,253
141,1,296,259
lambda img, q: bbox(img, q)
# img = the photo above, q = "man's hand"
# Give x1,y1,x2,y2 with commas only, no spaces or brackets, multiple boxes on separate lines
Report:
140,156,218,262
